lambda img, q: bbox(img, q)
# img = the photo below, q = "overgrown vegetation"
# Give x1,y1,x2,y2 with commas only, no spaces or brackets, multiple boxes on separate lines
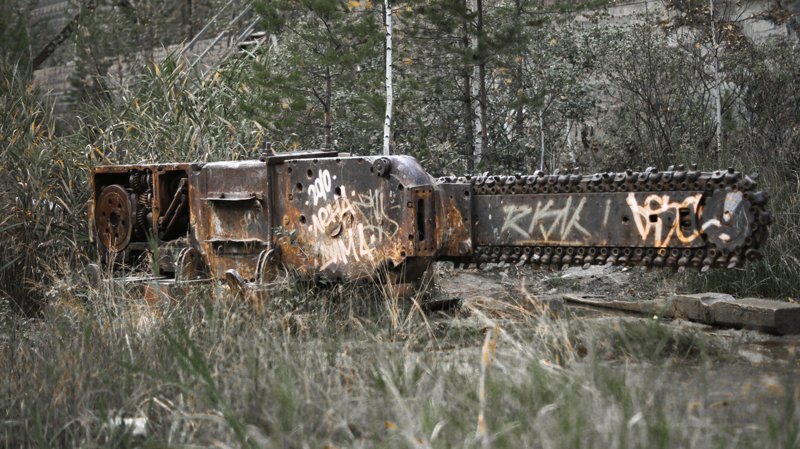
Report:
0,65,89,311
4,274,796,447
1,2,800,445
3,1,798,307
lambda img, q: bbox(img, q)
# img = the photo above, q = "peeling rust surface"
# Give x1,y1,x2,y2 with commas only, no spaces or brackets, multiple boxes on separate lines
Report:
89,154,771,285
272,154,432,282
189,160,269,281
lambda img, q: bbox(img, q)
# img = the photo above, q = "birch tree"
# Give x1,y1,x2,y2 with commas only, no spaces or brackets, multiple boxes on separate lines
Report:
383,0,393,155
468,0,482,166
709,0,723,164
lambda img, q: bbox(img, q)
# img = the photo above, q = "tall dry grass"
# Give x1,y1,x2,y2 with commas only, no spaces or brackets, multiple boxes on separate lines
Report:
0,64,90,311
0,53,266,311
3,269,798,448
82,55,265,164
2,24,799,449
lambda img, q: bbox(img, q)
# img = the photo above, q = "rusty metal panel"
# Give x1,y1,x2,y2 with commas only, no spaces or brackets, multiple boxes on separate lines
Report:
435,182,473,258
189,161,269,281
409,186,436,256
271,156,416,282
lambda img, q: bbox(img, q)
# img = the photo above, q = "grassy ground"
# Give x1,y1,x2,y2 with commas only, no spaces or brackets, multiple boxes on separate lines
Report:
2,268,799,448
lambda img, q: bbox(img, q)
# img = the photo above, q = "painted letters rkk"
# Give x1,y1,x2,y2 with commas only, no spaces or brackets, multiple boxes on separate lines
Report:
89,150,771,285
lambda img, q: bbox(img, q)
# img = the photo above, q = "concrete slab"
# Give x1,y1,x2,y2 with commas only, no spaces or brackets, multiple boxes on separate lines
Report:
710,298,800,335
563,292,800,335
671,294,800,335
668,293,735,323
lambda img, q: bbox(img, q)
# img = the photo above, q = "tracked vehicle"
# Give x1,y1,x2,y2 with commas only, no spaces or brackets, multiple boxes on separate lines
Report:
89,150,771,287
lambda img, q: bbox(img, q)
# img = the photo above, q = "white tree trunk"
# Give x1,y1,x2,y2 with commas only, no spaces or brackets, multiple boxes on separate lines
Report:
382,0,393,156
710,0,723,163
468,0,482,166
539,110,545,171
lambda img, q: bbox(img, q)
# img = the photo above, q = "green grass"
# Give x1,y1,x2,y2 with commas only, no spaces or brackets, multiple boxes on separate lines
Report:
588,318,733,362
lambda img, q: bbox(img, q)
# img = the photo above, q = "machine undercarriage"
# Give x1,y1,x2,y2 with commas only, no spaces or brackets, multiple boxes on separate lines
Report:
89,151,771,289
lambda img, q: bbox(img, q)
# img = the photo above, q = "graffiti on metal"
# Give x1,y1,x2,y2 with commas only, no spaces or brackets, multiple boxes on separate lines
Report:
499,196,591,245
89,153,770,286
294,167,402,271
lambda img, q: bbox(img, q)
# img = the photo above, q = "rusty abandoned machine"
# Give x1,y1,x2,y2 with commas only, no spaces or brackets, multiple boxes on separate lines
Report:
89,151,771,287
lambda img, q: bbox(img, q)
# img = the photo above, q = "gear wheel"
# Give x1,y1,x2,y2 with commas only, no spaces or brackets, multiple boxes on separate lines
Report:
95,184,133,252
135,206,150,233
129,171,151,194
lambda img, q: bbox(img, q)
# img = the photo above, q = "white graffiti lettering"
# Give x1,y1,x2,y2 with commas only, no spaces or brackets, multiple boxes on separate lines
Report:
307,169,332,206
625,193,721,248
318,223,374,270
310,186,357,236
500,196,591,243
304,168,400,270
352,188,400,240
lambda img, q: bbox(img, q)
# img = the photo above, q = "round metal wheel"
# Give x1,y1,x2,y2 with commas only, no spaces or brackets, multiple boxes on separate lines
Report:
95,184,133,252
702,189,753,253
373,157,392,177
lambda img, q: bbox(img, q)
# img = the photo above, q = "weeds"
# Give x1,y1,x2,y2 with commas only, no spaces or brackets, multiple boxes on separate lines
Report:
0,51,268,311
3,265,800,447
0,64,90,312
81,54,264,165
589,318,732,362
1,15,798,449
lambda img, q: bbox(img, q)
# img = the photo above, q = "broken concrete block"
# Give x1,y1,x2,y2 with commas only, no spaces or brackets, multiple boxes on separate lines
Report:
669,293,735,323
670,293,800,335
710,298,800,335
563,294,659,315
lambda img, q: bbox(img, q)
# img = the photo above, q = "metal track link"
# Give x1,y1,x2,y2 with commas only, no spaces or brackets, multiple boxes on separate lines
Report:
437,165,771,271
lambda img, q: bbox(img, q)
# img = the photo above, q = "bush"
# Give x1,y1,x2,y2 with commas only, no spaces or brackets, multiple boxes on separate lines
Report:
0,64,89,312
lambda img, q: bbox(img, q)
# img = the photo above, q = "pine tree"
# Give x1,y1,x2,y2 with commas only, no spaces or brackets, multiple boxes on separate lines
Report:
250,0,384,152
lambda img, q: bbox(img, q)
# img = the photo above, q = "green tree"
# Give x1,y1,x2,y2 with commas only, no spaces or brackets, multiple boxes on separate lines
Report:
0,0,31,68
250,0,384,152
488,19,597,173
389,0,599,174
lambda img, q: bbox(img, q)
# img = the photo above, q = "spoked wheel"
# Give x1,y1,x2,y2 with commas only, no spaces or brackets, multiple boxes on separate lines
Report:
95,184,133,253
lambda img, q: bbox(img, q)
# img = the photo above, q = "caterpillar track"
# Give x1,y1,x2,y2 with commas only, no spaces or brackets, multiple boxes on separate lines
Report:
438,166,771,272
89,151,770,286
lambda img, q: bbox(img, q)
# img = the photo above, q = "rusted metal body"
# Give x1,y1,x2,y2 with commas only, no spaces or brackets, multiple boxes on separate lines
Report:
89,151,771,285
